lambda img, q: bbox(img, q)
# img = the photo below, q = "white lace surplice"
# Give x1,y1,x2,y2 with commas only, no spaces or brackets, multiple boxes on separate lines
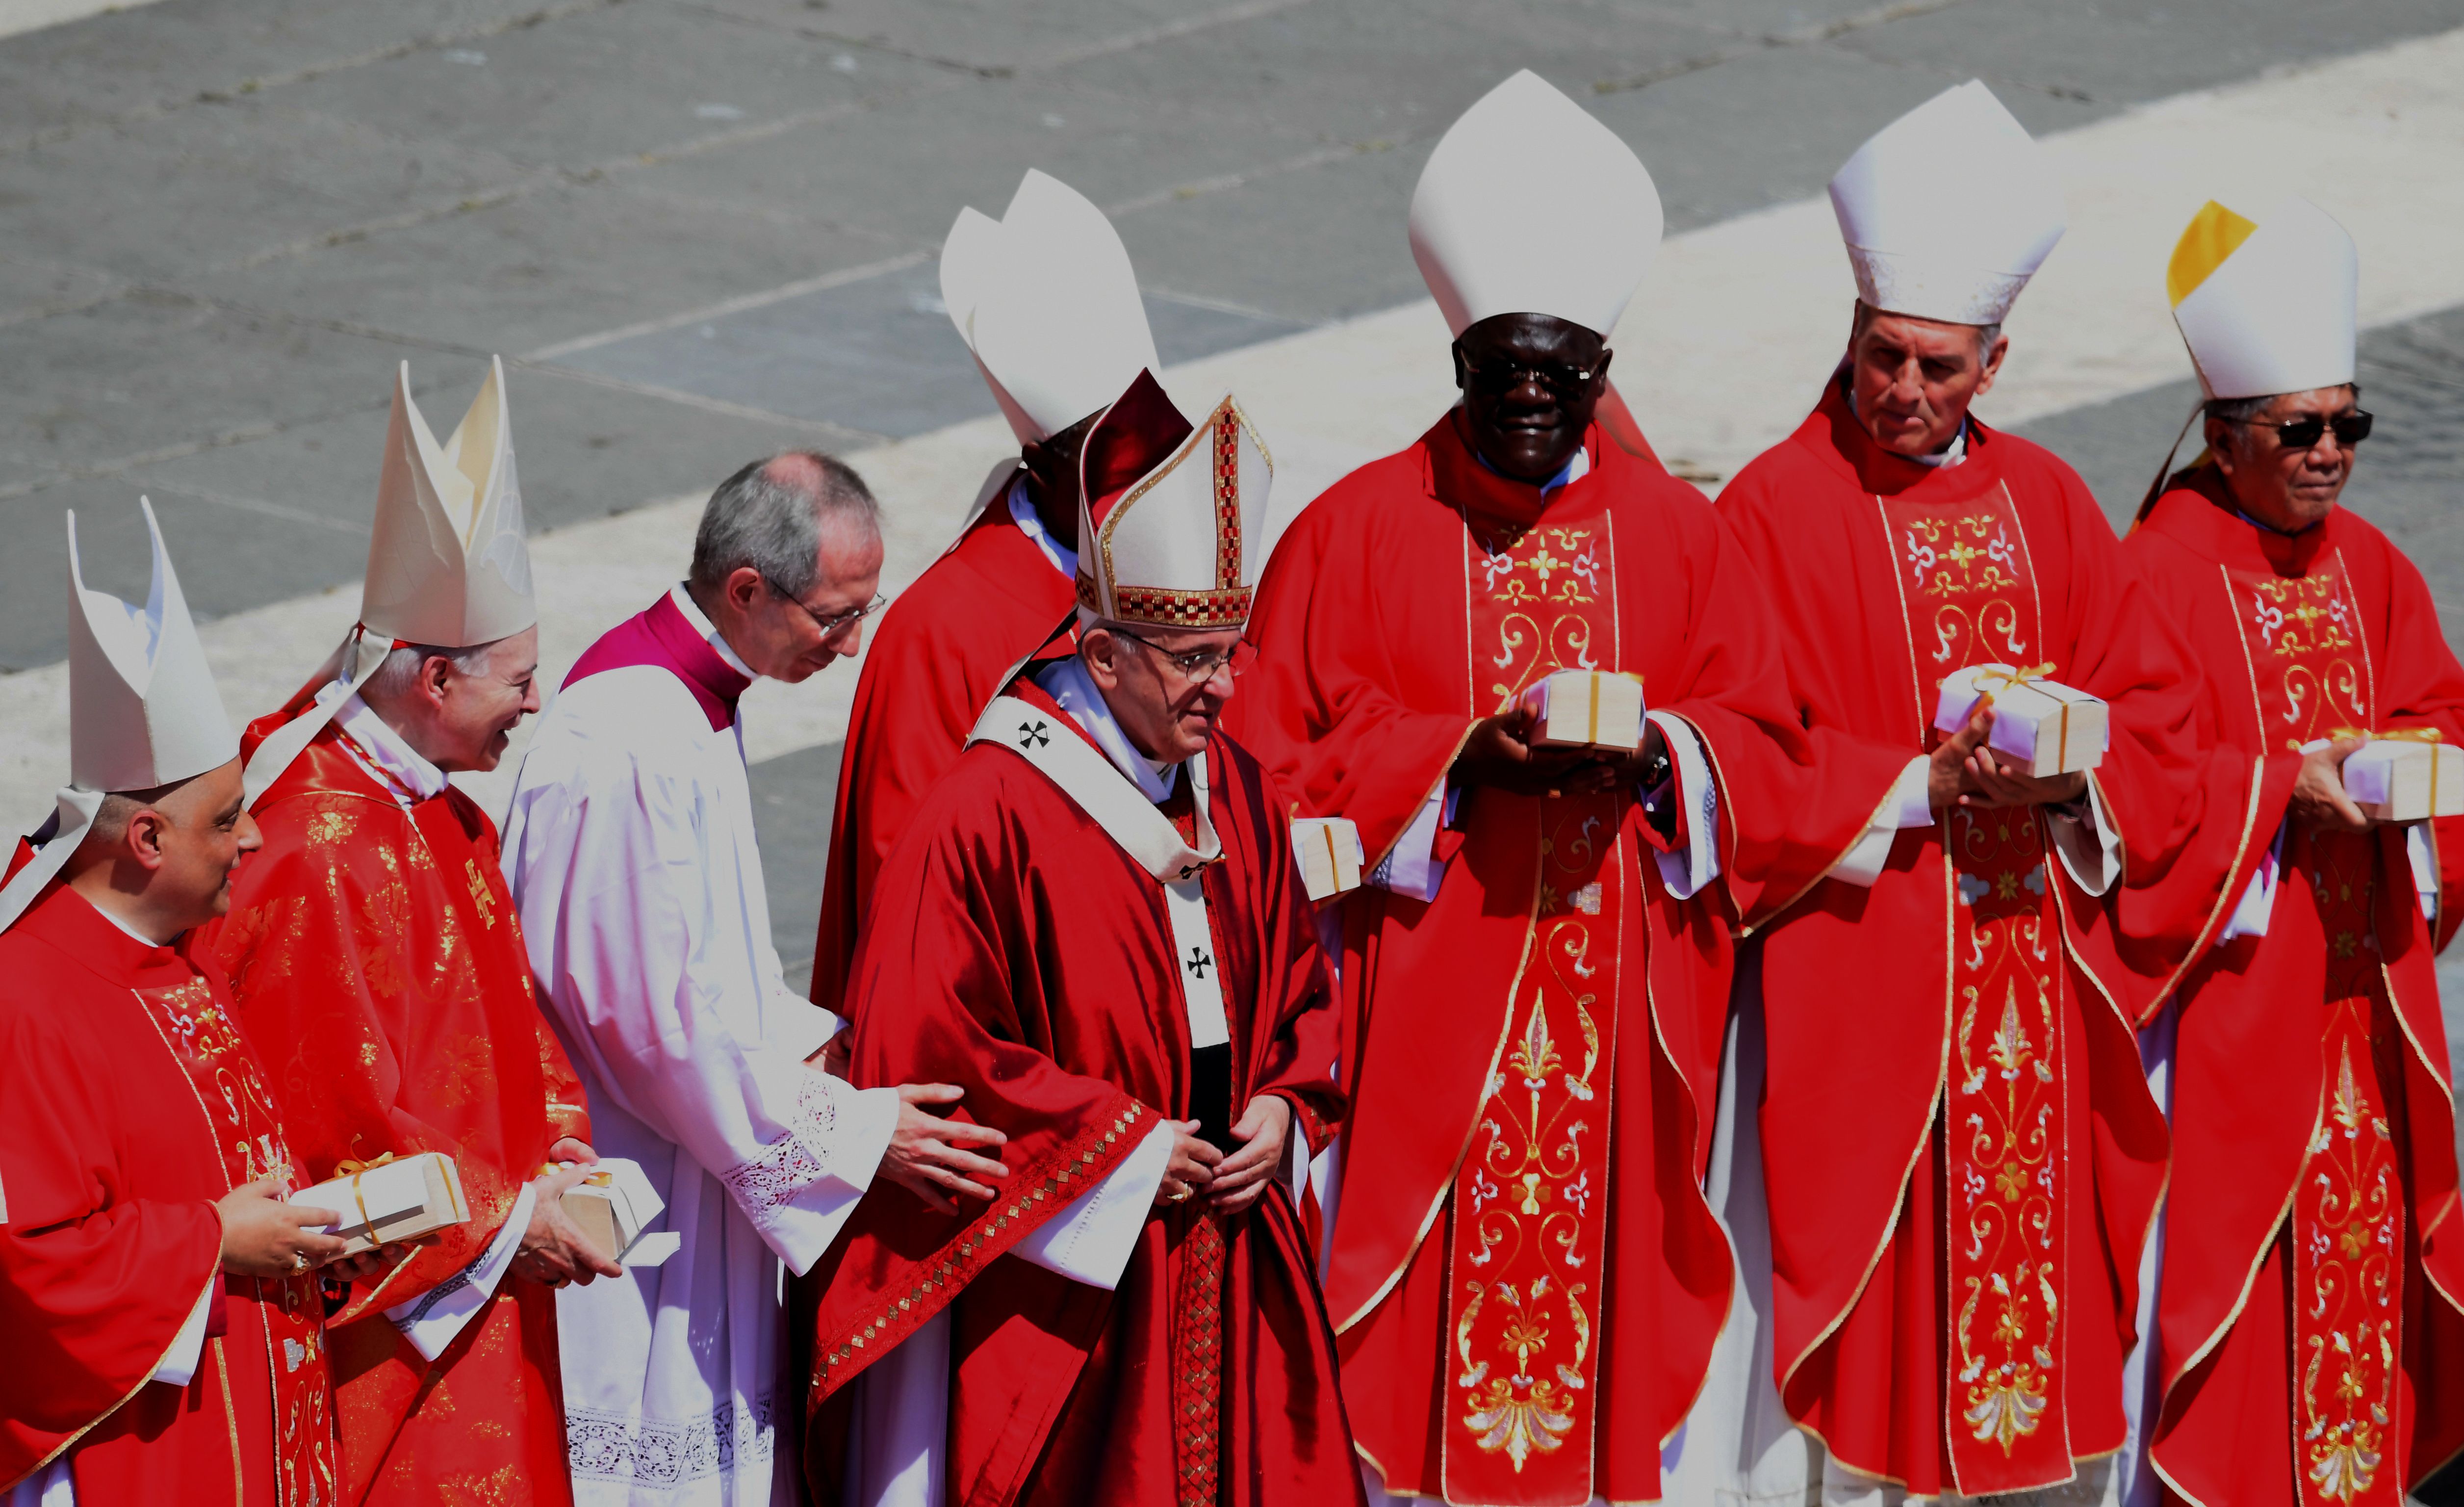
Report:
503,594,898,1507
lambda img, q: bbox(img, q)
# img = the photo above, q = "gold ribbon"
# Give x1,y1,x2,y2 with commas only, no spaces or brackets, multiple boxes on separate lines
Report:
1976,664,2064,771
2334,727,2448,816
332,1152,399,1245
539,1161,614,1187
1320,824,1343,894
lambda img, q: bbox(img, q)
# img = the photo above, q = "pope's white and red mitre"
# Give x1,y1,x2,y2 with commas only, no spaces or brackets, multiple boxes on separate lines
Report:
2166,197,2357,401
241,358,536,806
362,355,537,647
943,170,1160,444
1828,80,2066,326
0,499,237,933
1409,70,1663,340
1073,370,1273,631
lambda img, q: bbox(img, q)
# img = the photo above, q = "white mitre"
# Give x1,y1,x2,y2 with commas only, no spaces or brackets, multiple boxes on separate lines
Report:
1828,80,2066,326
1075,371,1273,631
2167,197,2357,400
362,356,537,648
0,500,237,934
946,170,1159,444
1410,70,1662,340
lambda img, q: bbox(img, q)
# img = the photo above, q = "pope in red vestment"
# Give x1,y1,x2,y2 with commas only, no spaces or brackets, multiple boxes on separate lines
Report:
2109,196,2464,1507
1720,375,2211,1498
202,677,595,1506
0,883,342,1507
805,372,1359,1507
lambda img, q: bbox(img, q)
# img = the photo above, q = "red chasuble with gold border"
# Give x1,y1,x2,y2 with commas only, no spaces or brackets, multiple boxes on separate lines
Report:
0,884,339,1506
198,695,591,1507
801,682,1356,1507
811,494,1078,1021
1719,382,2208,1498
1229,412,1863,1504
2120,471,2464,1507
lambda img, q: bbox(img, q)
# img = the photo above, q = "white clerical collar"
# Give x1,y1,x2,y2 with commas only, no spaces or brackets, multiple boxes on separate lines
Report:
1032,655,1180,804
321,676,449,803
670,582,758,680
1848,388,1967,468
1007,477,1079,579
1471,440,1592,498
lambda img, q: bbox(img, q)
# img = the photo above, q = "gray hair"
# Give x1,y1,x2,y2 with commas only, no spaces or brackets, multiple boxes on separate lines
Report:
1851,300,2002,360
2205,383,2361,428
364,640,496,706
690,450,879,600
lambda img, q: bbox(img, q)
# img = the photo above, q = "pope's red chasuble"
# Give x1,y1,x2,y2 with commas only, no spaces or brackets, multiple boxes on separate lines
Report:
1229,412,1861,1504
1719,382,2207,1498
802,680,1357,1507
0,883,339,1506
811,491,1078,1019
199,690,591,1506
2120,470,2464,1507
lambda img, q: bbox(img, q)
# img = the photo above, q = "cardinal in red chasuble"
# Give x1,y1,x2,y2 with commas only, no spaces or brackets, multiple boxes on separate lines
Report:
803,370,1357,1507
199,363,605,1507
812,168,1158,1024
1715,83,2218,1505
3,504,364,1507
1227,74,1868,1507
2113,198,2464,1507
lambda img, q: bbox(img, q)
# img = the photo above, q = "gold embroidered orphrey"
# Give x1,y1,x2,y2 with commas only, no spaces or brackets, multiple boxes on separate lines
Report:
1880,489,2076,1494
2223,556,2406,1507
1440,510,1623,1507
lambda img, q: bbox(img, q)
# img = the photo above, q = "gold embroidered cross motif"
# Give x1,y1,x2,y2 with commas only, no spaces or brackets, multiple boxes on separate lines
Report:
464,859,498,928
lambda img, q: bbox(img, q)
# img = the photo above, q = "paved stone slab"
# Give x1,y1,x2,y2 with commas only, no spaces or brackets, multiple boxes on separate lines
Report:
747,736,842,992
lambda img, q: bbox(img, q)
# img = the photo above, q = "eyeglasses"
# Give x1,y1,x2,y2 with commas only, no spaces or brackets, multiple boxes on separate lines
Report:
2230,410,2373,450
1460,353,1600,400
1110,628,1258,682
766,579,887,637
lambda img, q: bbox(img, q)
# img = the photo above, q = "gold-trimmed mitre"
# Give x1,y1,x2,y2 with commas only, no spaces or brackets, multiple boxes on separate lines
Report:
1073,370,1274,632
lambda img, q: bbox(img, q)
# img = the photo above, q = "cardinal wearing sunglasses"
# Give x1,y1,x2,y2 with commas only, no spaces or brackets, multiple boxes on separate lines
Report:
2119,199,2464,1507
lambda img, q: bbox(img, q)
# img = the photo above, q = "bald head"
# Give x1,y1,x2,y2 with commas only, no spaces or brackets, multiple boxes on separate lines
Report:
690,448,880,601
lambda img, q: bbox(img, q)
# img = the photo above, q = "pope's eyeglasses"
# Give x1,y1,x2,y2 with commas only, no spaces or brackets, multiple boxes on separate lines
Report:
1110,628,1258,682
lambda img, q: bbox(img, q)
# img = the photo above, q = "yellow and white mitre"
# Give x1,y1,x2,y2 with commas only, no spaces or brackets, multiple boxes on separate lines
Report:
1827,80,2066,325
362,355,537,648
1409,70,1663,340
1072,370,1273,631
2166,197,2357,401
0,500,237,933
942,169,1160,444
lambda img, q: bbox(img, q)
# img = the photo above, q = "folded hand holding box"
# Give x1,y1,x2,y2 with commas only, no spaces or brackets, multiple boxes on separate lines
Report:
291,1151,468,1257
556,1158,680,1268
1517,669,1645,752
2338,732,2464,823
1933,663,2107,778
1292,817,1364,903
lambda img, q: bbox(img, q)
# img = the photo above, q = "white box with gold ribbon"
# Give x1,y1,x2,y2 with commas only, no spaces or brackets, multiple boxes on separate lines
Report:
2342,735,2464,823
1517,670,1645,753
1292,817,1364,903
291,1151,468,1257
1933,664,2107,778
559,1157,681,1268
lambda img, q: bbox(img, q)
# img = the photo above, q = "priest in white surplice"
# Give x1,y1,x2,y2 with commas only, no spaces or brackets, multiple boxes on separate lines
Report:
503,451,1011,1507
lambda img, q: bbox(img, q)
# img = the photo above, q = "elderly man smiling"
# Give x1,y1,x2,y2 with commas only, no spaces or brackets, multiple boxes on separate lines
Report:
2120,197,2464,1507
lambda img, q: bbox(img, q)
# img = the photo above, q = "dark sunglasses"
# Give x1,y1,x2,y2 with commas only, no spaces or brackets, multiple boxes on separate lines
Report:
2232,410,2372,450
1461,354,1599,400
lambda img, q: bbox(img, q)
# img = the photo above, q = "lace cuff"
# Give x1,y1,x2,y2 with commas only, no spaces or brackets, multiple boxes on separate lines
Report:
716,1073,900,1274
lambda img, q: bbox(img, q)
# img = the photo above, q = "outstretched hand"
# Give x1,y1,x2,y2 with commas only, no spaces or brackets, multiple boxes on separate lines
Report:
217,1177,354,1279
1928,704,2085,810
2290,735,2370,831
1452,706,1666,799
879,1084,1009,1216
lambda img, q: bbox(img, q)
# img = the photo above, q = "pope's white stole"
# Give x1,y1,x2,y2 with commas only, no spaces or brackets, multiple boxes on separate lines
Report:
965,695,1230,1051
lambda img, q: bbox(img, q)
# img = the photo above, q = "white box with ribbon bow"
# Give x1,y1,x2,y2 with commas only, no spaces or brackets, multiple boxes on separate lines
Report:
291,1151,469,1257
2341,735,2464,823
1518,670,1646,753
1292,816,1364,902
1933,664,2108,778
559,1158,681,1268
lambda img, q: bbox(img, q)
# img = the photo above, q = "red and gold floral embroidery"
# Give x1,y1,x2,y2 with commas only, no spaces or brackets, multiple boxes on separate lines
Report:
2228,563,2368,752
1881,488,2074,1494
1441,513,1622,1507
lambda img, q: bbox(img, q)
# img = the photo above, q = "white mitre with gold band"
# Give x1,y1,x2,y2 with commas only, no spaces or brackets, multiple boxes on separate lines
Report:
943,169,1159,446
1410,70,1663,340
241,357,537,806
0,500,237,935
1828,80,2066,326
1073,370,1273,631
2167,197,2358,401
